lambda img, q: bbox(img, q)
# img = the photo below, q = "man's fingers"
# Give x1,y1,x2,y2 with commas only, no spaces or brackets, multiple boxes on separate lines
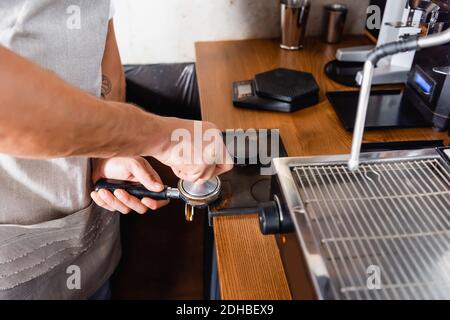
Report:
143,160,165,188
98,189,131,214
131,159,165,192
174,163,232,183
197,165,216,183
171,142,234,183
93,189,168,214
176,169,205,182
142,197,170,211
90,191,115,212
114,189,149,214
172,167,192,182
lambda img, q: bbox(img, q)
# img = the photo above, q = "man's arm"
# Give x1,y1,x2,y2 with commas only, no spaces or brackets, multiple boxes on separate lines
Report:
0,45,165,159
91,20,169,213
101,20,126,102
0,45,232,182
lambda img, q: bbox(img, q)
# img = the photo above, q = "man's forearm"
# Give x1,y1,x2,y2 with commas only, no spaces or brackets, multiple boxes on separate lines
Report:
101,20,126,102
0,46,168,159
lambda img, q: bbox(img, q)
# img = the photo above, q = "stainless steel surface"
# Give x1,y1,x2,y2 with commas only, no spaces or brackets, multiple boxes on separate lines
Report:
355,64,412,85
280,0,311,50
166,187,181,199
178,176,221,206
322,4,348,44
349,60,375,171
180,177,220,198
418,24,450,47
433,66,450,75
273,148,450,300
336,45,373,62
179,177,221,222
445,149,450,158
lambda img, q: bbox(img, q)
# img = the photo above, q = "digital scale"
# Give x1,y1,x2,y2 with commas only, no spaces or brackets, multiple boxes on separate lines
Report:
233,68,320,113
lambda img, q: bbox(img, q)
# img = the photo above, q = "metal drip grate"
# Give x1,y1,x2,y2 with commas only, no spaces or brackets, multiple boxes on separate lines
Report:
292,158,450,300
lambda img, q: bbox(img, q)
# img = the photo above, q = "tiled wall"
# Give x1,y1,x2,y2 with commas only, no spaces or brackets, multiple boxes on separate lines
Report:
114,0,370,64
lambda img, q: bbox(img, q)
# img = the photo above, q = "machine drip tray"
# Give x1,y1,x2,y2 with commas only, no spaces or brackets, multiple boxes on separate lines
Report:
326,89,431,131
207,129,288,220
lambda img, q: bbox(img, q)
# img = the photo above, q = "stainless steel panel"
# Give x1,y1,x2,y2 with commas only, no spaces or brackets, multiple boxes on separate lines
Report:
273,149,450,300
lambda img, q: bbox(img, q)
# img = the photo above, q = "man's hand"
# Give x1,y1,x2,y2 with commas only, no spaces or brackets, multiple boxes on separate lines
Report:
155,119,234,182
90,157,169,214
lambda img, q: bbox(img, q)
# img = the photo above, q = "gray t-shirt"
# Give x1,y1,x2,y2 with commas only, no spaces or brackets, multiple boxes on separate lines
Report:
0,0,121,299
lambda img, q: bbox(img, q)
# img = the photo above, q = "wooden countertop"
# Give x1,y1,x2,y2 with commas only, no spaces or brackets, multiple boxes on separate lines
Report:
195,36,450,300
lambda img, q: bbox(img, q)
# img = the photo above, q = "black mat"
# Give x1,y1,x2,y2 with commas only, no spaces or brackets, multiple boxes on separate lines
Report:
326,89,431,131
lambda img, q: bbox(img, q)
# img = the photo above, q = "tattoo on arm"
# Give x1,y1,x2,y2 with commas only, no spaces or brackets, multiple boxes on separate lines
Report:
101,75,112,98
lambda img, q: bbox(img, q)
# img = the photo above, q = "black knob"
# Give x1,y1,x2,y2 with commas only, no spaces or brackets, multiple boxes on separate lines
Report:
258,201,281,235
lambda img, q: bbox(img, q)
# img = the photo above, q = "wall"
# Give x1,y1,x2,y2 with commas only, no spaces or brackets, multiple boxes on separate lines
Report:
113,0,370,64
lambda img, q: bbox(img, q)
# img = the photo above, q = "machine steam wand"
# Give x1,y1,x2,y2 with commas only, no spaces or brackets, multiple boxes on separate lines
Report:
348,26,450,171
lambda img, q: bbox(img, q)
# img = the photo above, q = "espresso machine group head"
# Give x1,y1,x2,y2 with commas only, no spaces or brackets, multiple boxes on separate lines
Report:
331,0,446,86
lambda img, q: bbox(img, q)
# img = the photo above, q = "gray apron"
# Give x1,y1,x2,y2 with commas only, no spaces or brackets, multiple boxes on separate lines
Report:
0,0,121,299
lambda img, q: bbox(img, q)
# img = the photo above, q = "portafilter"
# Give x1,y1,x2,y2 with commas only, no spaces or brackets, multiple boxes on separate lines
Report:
95,177,222,222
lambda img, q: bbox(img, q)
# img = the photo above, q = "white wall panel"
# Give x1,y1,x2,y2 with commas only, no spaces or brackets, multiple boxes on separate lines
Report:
113,0,370,64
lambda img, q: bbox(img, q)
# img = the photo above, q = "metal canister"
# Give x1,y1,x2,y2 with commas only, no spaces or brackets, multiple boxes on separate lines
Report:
322,4,348,44
280,0,311,50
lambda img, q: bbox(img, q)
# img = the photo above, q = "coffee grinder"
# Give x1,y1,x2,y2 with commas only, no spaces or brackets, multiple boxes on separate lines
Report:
326,0,442,86
405,33,450,131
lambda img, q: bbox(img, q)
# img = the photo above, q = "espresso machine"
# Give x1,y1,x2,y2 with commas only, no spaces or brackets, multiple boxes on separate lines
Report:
326,0,443,86
404,6,450,131
327,0,450,133
349,2,450,171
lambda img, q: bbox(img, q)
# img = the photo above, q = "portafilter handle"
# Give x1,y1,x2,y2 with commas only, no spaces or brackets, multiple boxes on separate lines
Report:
94,179,203,222
94,179,181,200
